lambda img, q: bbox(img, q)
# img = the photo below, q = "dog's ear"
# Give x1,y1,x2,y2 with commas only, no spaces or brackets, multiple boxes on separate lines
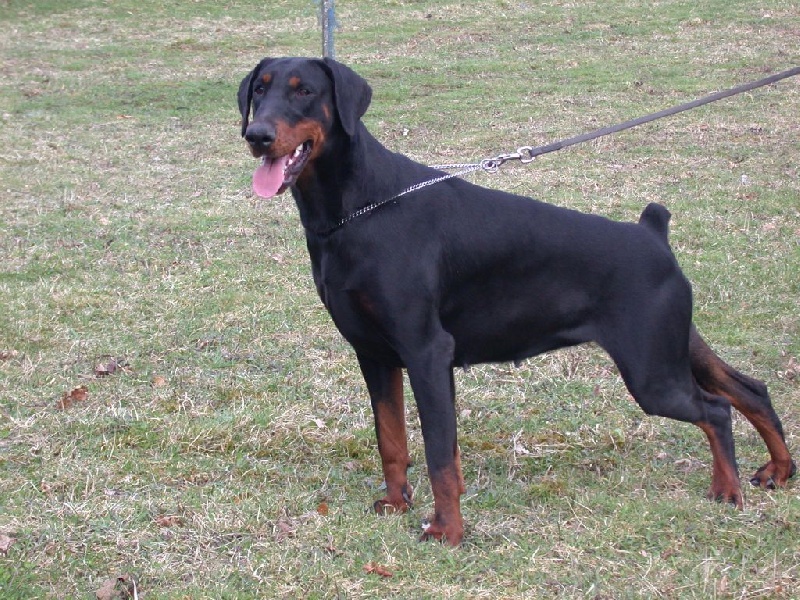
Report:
317,57,372,136
237,58,274,137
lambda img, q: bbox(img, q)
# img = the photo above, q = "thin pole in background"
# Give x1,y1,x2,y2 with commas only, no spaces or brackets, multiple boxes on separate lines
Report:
321,0,336,59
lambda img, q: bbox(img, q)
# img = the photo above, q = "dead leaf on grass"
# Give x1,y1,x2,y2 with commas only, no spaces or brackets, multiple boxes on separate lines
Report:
40,480,62,496
322,537,341,555
154,515,184,528
363,562,393,578
57,385,89,410
95,573,137,600
317,502,329,516
274,517,296,541
778,356,799,381
274,509,323,541
0,350,19,361
195,338,219,351
0,534,16,555
151,375,167,387
94,357,129,378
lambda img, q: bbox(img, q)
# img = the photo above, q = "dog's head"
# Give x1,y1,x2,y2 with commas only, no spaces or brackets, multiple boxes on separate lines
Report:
237,57,372,198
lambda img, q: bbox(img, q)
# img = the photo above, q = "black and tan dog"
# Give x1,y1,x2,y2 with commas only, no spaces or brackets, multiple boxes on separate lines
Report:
237,57,794,545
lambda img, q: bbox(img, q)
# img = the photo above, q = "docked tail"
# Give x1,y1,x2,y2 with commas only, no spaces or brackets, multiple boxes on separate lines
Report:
638,202,671,248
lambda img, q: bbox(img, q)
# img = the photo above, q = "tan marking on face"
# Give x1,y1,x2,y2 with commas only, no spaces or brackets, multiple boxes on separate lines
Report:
272,119,326,159
261,73,272,84
288,76,301,88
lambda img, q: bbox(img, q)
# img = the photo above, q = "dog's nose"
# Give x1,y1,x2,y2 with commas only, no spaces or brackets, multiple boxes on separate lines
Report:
244,122,276,149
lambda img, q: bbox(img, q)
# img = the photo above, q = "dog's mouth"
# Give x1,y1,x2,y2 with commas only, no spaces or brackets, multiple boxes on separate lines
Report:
252,141,312,198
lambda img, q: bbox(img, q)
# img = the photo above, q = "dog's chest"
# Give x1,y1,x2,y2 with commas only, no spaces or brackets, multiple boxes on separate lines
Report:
325,285,402,363
311,252,402,363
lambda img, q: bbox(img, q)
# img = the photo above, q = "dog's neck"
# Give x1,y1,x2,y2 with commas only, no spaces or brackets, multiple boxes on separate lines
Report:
290,123,428,236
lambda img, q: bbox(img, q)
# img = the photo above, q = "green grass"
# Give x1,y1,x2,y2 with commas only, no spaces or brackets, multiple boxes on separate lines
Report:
1,0,799,597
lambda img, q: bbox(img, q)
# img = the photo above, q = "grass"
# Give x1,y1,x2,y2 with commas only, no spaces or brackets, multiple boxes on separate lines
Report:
1,0,799,597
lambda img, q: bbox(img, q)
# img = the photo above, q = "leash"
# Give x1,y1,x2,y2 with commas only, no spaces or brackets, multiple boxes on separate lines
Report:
323,66,799,235
472,65,800,173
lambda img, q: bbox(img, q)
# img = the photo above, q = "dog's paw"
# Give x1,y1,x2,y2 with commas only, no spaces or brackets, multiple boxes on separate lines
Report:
749,459,796,489
419,515,463,546
706,485,743,509
372,485,414,515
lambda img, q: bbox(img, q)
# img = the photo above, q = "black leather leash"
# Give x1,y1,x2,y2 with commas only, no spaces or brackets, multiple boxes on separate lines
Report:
476,66,800,172
320,66,799,236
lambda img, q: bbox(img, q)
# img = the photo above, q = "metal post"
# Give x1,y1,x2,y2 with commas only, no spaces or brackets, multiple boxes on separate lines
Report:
321,0,335,59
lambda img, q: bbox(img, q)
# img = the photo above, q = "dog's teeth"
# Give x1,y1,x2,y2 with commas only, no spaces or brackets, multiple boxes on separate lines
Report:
283,145,306,173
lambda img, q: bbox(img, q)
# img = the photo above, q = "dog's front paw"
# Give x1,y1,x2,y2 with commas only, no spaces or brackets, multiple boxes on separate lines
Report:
373,485,414,515
706,483,743,509
419,514,463,546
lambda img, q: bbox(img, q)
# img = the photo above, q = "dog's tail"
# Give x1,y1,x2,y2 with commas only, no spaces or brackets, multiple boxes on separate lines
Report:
638,202,671,248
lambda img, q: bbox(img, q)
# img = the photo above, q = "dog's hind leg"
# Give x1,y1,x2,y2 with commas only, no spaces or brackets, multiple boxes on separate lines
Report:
632,378,743,507
359,355,414,514
689,326,796,489
602,320,743,507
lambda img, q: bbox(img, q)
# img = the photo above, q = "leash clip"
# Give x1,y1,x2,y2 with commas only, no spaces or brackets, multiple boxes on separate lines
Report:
515,145,537,163
481,147,537,173
481,152,520,173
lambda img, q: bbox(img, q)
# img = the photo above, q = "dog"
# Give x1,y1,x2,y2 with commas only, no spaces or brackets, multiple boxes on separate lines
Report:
237,57,795,545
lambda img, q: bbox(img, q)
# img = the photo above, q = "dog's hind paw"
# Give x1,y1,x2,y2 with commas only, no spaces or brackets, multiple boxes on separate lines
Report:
749,459,796,489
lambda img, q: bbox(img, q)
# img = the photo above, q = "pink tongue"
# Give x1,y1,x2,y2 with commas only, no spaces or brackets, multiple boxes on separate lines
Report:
252,155,290,198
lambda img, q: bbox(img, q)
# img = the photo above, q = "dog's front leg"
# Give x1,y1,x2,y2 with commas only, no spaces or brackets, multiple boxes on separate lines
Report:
406,341,466,546
358,355,414,515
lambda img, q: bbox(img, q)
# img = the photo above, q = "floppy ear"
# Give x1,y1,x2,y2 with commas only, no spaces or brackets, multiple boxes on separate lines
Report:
237,58,274,137
318,57,372,136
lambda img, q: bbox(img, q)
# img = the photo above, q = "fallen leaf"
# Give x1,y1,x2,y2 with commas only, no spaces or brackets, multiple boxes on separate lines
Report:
95,573,137,600
779,356,800,381
317,502,329,516
364,562,393,578
40,480,58,496
94,357,130,377
323,538,340,555
151,375,167,387
94,359,118,377
195,338,218,350
0,534,16,555
57,385,89,410
154,515,184,528
275,517,296,541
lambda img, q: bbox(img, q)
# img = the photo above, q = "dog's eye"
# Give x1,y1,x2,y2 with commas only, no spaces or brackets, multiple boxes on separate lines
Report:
253,85,265,97
295,87,312,98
